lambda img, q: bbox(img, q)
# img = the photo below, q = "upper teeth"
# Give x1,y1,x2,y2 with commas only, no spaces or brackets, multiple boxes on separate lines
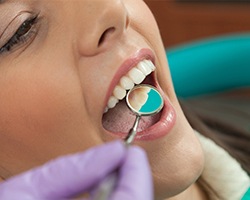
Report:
104,59,155,113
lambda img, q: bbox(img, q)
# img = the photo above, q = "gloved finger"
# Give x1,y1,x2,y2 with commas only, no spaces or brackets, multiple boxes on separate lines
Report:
0,140,126,200
110,146,153,200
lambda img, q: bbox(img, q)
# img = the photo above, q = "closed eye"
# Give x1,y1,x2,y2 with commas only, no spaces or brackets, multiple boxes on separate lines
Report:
0,14,39,54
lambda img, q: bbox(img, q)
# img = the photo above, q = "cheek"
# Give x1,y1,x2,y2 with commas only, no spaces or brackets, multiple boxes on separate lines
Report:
0,67,79,130
0,63,102,175
128,0,161,39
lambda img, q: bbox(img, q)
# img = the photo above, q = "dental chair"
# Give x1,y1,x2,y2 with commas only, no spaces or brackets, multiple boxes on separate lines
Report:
167,33,250,98
166,33,250,200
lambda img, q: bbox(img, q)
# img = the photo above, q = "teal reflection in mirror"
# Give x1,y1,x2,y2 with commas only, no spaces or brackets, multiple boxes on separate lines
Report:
126,84,164,116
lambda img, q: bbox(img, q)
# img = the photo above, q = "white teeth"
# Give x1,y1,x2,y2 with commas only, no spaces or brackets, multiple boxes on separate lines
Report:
104,60,155,113
113,85,126,100
128,68,145,84
137,61,151,76
104,107,108,113
120,76,134,90
107,96,119,109
145,60,156,71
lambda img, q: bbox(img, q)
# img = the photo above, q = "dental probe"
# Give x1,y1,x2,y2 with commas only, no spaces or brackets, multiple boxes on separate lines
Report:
93,84,164,200
124,115,141,145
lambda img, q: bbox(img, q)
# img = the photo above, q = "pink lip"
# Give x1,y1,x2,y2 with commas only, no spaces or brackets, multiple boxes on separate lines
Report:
103,48,155,109
102,48,176,141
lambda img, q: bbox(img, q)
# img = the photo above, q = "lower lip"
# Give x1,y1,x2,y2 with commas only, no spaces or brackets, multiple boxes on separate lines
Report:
135,95,176,141
104,87,176,141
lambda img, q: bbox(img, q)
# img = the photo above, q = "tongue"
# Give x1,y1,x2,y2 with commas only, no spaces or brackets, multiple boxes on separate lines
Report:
102,99,160,133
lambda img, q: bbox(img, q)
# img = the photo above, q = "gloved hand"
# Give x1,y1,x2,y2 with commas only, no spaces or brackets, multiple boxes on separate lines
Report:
0,140,153,200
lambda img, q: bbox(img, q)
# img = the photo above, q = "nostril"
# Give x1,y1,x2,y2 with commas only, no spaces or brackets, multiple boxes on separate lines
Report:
98,27,116,47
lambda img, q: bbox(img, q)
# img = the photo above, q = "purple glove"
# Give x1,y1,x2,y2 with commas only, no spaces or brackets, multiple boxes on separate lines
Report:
0,141,153,200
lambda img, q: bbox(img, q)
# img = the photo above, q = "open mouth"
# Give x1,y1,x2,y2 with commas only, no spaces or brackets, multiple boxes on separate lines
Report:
102,59,162,137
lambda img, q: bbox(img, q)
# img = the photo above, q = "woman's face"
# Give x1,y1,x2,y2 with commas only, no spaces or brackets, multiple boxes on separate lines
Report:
0,0,204,198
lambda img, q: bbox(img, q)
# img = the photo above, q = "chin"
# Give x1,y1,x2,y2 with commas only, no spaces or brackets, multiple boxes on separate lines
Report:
145,104,205,199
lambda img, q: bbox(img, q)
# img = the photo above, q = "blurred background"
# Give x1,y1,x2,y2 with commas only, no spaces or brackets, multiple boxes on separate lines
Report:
144,0,250,48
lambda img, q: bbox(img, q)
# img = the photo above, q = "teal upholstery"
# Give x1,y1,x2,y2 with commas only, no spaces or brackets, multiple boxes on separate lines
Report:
167,33,250,98
242,188,250,200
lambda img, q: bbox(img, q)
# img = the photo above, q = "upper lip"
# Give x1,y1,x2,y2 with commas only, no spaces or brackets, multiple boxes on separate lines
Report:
103,48,155,110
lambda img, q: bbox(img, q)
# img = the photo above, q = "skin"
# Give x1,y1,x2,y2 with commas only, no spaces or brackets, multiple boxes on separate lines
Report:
0,0,206,199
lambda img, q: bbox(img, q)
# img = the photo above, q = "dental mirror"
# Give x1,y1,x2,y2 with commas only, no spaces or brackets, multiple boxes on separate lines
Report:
125,84,164,144
93,84,164,200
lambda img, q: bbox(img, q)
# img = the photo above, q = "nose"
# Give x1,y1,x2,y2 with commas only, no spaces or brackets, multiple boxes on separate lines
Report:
76,0,129,56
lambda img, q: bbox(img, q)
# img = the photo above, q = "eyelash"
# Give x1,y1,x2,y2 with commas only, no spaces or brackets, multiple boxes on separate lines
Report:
0,15,39,54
